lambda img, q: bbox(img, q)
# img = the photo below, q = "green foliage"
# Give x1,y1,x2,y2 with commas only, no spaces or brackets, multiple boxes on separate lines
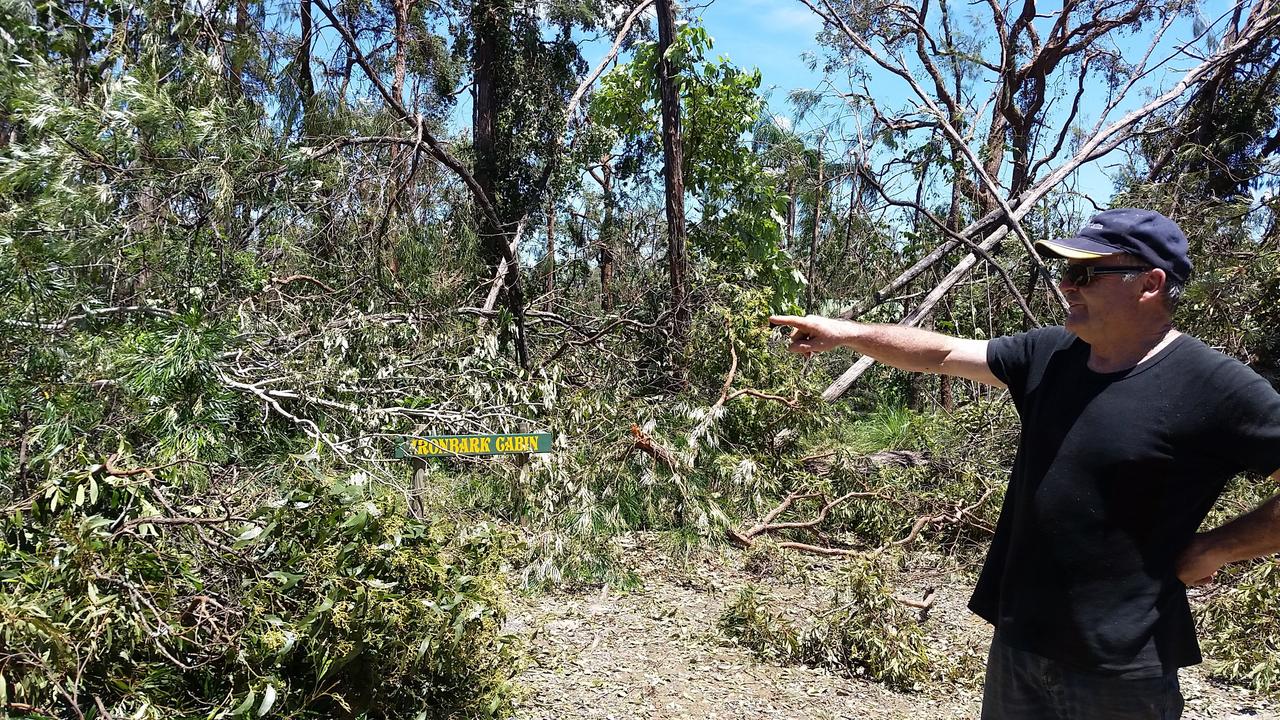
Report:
1199,558,1280,695
720,556,933,690
719,584,801,660
1109,188,1280,369
428,284,845,591
841,405,922,452
590,21,804,312
465,0,591,227
0,469,519,718
112,321,241,460
802,558,933,689
1136,35,1280,202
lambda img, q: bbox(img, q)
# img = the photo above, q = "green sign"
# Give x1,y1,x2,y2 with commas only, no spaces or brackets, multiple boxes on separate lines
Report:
397,433,553,458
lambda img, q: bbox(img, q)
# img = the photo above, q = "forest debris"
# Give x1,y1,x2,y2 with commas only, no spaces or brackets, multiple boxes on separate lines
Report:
270,274,336,293
801,449,927,476
729,487,892,552
886,487,997,550
732,475,991,561
893,587,938,622
626,424,680,470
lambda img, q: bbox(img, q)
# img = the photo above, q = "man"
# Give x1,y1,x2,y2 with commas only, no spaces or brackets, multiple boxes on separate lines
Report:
770,208,1280,719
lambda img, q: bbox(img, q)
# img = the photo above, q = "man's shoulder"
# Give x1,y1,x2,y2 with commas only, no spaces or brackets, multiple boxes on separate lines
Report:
1166,332,1278,393
986,327,1082,390
995,324,1076,343
991,325,1078,354
1168,332,1250,369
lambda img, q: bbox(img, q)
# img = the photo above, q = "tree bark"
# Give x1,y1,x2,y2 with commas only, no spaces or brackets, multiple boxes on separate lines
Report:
599,162,616,312
298,0,315,134
785,179,796,250
472,0,501,266
231,0,250,97
339,1,356,99
392,0,410,104
656,0,690,375
71,1,93,100
383,0,416,276
806,140,824,309
545,195,556,304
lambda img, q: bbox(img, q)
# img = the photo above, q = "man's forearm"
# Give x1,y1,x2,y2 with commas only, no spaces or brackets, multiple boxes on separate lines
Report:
838,322,964,374
769,314,1001,386
1200,489,1280,566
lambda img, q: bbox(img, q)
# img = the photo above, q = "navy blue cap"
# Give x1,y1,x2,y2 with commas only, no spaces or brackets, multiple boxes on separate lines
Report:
1035,208,1192,284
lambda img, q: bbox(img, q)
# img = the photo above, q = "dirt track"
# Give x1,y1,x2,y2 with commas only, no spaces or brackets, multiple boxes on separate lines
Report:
507,535,1277,720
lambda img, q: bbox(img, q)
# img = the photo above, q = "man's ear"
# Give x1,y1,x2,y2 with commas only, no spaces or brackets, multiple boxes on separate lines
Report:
1141,268,1167,300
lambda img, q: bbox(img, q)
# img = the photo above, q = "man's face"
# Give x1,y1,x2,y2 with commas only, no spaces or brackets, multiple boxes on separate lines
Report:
1058,256,1152,339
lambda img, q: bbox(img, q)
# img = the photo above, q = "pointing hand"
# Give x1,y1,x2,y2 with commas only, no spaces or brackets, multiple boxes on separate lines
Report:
768,315,853,355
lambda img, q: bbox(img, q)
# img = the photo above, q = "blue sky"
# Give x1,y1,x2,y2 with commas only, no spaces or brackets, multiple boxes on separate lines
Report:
693,0,826,104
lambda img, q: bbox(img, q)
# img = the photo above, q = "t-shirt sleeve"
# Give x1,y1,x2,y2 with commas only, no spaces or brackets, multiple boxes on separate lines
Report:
1210,362,1280,478
987,326,1070,399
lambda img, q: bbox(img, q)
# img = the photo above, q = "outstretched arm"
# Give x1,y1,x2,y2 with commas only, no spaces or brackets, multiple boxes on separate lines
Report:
1177,470,1280,585
768,314,1005,388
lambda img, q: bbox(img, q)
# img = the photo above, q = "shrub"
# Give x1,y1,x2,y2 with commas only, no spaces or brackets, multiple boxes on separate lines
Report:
1199,558,1280,694
719,556,932,691
0,469,520,719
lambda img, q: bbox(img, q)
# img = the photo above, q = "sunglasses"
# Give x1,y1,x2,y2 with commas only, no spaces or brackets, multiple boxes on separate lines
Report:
1056,264,1152,287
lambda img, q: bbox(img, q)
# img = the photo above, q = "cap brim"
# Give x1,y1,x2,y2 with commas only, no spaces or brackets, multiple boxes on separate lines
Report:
1034,237,1122,260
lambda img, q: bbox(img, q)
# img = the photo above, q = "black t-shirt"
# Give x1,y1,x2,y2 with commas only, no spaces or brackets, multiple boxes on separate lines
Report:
974,326,1280,675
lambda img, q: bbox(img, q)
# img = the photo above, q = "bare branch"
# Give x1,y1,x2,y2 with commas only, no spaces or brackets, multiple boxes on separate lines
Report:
565,0,656,121
3,305,179,333
808,0,1280,399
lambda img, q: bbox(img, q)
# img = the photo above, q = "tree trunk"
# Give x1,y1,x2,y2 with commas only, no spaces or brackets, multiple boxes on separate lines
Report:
545,195,556,305
383,0,415,276
840,168,859,267
392,0,410,103
339,2,356,100
472,0,500,266
472,0,530,369
806,141,824,309
230,0,250,98
785,179,796,250
298,0,315,134
599,163,616,312
71,1,93,100
656,0,690,374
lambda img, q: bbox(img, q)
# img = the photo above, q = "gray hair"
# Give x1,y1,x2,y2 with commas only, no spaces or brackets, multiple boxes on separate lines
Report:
1162,278,1185,312
1124,270,1184,312
1116,254,1184,313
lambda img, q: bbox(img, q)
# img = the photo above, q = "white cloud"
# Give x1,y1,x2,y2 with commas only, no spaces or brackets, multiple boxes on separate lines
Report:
732,0,823,34
764,5,823,33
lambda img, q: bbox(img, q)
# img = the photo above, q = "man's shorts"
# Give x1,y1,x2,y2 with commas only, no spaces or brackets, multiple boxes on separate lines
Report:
981,637,1185,720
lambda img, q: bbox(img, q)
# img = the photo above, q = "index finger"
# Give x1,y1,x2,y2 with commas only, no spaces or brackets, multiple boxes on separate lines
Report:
768,314,810,329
